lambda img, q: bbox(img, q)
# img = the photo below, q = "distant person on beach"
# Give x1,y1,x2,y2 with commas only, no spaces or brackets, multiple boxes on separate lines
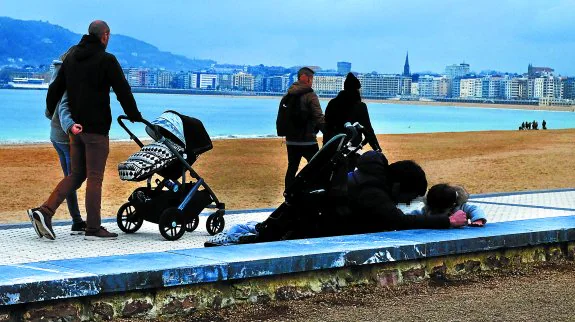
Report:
28,20,142,241
408,183,486,227
542,119,547,130
277,67,325,189
533,120,538,130
35,49,87,236
323,73,381,169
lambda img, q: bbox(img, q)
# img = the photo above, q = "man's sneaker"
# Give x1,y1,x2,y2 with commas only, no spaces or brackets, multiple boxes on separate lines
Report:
84,227,118,241
27,209,43,238
29,208,56,240
71,221,87,235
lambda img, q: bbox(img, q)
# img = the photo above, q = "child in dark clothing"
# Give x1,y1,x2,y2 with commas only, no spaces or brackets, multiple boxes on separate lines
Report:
409,183,487,227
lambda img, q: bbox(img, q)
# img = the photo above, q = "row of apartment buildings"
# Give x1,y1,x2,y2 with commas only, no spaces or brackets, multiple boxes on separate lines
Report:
121,63,575,101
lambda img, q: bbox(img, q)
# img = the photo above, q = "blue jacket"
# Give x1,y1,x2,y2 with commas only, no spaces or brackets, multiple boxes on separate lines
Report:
409,202,487,223
45,60,74,143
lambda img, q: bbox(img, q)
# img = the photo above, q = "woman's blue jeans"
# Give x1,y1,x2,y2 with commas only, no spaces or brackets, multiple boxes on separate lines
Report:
52,141,83,223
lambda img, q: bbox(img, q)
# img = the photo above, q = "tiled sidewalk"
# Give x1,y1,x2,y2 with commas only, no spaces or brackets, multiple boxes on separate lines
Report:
1,188,574,307
1,189,574,266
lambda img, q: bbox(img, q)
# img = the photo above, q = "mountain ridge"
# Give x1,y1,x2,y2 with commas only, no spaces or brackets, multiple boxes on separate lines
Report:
0,17,216,71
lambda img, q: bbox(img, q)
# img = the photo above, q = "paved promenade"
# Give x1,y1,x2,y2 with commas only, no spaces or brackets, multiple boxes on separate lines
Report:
2,188,574,266
1,188,574,307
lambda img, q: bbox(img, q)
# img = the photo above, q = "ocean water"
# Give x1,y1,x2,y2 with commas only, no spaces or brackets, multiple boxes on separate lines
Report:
0,89,574,144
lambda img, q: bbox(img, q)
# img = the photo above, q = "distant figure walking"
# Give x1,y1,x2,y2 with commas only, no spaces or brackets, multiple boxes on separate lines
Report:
323,72,381,152
533,120,538,130
542,119,547,130
27,20,143,241
276,67,325,189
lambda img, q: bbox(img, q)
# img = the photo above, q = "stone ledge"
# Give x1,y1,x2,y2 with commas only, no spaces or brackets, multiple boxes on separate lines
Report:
1,216,574,309
1,242,573,321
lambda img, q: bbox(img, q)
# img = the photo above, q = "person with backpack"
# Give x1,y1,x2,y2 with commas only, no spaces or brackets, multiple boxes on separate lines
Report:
276,67,325,189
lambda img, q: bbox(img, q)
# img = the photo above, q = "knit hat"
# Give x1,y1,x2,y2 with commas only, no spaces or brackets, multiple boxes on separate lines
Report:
344,72,361,90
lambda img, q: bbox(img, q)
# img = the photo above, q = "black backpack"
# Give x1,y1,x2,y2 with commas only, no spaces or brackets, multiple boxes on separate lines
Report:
276,87,314,137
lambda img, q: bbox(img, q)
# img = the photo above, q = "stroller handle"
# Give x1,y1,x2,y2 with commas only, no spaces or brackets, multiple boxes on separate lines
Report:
343,122,364,144
117,115,163,148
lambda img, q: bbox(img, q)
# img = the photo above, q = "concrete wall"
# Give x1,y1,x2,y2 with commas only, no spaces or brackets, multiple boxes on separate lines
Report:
2,242,573,322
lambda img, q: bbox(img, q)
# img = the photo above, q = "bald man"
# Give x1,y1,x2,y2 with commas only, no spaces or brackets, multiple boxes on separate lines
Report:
29,20,142,241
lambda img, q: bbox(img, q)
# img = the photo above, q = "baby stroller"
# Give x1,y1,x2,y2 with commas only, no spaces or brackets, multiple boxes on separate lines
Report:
116,110,225,241
206,123,368,246
257,123,368,242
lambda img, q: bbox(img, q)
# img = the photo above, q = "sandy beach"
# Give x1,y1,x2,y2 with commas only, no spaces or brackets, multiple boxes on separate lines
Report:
0,129,573,224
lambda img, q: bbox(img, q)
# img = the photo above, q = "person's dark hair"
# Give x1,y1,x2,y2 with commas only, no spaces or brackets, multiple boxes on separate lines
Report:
426,183,457,211
298,67,315,80
88,20,110,38
387,160,427,197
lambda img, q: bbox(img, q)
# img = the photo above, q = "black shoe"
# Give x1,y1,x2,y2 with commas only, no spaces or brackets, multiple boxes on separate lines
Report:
29,208,56,240
84,227,118,241
71,221,87,235
27,208,43,238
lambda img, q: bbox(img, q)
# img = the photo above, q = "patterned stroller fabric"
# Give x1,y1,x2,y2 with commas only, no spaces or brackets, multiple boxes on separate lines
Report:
118,140,184,181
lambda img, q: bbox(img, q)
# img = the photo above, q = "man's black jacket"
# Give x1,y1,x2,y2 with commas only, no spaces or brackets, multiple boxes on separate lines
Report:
46,34,141,135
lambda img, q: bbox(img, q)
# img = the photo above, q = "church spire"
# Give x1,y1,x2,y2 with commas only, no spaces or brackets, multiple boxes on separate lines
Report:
403,51,410,76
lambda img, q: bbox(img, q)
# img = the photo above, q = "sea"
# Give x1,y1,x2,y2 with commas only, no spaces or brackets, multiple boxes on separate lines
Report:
1,89,574,144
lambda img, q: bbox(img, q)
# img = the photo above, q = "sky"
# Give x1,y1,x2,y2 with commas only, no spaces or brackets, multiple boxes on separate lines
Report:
1,0,574,75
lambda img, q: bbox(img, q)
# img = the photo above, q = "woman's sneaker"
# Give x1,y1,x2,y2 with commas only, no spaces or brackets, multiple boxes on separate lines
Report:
27,208,56,240
71,221,87,235
27,209,43,238
84,227,118,240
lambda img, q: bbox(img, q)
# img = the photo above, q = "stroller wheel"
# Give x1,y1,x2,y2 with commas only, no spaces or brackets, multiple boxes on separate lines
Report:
185,215,200,232
159,208,185,241
117,202,144,233
206,213,225,235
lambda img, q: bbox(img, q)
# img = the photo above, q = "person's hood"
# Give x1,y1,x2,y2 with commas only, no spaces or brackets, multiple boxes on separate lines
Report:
349,150,389,189
73,34,105,61
287,82,313,95
453,185,469,206
49,60,62,84
334,89,361,104
356,150,389,180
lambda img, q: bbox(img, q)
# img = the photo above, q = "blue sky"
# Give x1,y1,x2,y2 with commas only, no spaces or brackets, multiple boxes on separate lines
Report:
1,0,574,75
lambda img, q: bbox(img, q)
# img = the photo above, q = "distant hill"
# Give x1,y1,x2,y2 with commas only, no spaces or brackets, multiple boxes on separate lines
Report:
0,17,216,71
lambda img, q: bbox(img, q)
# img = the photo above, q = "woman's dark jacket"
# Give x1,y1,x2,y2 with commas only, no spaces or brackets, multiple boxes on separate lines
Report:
323,89,380,150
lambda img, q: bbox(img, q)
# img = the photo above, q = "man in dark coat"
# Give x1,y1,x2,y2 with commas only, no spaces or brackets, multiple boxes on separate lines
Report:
28,20,142,241
323,72,381,151
343,151,467,234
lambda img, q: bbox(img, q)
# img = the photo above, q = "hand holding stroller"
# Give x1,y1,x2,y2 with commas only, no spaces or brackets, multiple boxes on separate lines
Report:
116,110,225,241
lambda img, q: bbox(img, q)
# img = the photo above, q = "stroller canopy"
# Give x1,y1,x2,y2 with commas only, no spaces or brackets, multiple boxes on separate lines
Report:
146,110,213,156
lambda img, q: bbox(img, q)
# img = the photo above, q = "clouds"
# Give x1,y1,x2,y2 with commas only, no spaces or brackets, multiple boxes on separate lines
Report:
1,0,574,75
